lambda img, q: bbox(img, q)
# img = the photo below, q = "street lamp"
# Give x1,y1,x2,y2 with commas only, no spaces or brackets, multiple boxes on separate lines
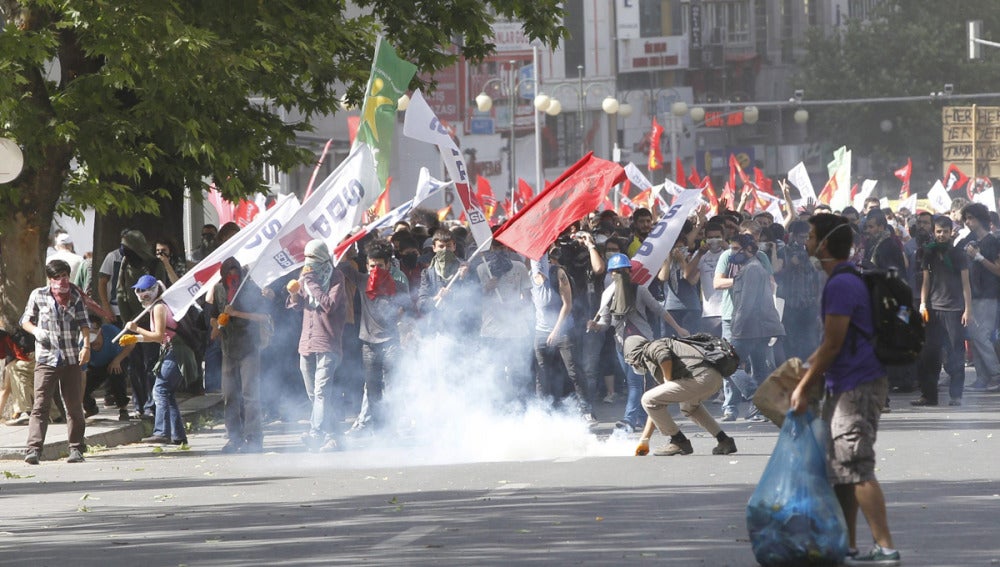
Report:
535,65,616,157
472,46,549,209
605,88,690,180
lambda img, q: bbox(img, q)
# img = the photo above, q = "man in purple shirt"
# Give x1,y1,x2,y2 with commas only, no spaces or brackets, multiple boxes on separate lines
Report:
791,214,900,566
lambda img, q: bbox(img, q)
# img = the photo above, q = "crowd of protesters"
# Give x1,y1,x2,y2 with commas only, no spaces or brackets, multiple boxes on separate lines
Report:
4,186,1000,467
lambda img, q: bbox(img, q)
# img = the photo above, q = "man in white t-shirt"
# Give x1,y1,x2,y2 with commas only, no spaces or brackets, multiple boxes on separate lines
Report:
47,233,85,282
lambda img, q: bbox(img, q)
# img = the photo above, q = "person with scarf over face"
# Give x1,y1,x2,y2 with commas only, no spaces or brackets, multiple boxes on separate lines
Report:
913,215,973,407
338,238,410,436
211,257,269,453
478,238,533,402
588,253,688,433
116,230,168,420
286,240,348,451
20,260,92,464
416,229,479,335
123,275,196,447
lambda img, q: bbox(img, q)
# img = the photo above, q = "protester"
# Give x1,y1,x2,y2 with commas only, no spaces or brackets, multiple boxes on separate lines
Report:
82,316,133,421
957,203,1000,392
626,335,737,457
125,276,195,446
21,259,92,464
212,257,269,453
791,213,900,565
286,240,348,452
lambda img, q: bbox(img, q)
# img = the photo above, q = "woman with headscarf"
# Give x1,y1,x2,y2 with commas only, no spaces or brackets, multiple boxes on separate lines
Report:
286,240,348,452
588,253,689,434
211,257,269,453
123,275,196,446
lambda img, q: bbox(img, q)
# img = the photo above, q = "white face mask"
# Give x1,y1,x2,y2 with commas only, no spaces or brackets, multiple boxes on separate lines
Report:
809,223,851,266
135,288,158,306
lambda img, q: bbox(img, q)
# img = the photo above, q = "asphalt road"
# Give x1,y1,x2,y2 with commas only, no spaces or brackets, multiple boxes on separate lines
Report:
2,390,1000,566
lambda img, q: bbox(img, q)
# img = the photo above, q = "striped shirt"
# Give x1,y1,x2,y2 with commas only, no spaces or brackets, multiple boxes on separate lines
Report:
20,286,90,367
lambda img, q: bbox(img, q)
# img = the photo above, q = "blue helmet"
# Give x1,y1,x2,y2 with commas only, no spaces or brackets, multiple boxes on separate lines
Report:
606,253,631,271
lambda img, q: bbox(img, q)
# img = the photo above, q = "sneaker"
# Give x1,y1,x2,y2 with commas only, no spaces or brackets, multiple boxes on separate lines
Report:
84,401,100,418
141,435,171,444
221,440,243,454
653,439,694,456
171,438,188,446
6,413,30,426
614,420,635,433
240,440,264,454
721,412,736,422
319,438,340,453
712,437,738,455
967,380,990,392
910,397,937,407
24,449,40,465
66,448,85,463
987,381,1000,393
118,409,130,422
747,414,769,423
949,398,962,406
844,544,900,565
583,413,599,426
602,393,616,404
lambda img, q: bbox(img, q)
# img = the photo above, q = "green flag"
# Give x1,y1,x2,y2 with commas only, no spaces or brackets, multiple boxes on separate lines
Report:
355,37,418,189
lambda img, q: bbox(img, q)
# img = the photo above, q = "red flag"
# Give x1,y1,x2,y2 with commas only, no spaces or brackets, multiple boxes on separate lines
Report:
618,179,633,217
729,154,750,188
700,177,719,216
894,158,912,199
943,163,970,194
365,177,392,224
515,178,534,211
676,159,686,187
687,168,702,189
437,205,451,222
233,200,260,227
475,175,497,222
501,198,512,217
648,118,664,171
634,188,653,209
754,168,773,195
495,153,626,260
722,181,736,209
347,116,361,146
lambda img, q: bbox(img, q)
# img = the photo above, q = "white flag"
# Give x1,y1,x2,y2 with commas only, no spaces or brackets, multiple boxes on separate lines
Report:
830,150,852,212
927,180,953,213
852,179,878,210
629,189,702,288
245,145,379,288
624,162,654,190
897,194,917,215
159,193,300,318
787,162,816,203
403,89,492,256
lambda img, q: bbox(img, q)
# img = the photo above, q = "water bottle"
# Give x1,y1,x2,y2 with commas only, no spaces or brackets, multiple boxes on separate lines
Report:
897,305,910,324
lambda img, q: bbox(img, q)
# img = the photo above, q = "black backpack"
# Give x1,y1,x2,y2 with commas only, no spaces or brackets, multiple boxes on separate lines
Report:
832,265,925,365
672,333,741,377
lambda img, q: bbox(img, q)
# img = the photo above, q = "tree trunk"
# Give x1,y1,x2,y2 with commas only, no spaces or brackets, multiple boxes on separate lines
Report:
0,212,50,330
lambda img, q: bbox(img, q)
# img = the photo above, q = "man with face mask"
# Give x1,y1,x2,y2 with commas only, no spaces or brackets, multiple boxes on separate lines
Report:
696,222,727,337
20,260,92,464
338,239,410,436
189,224,218,264
416,230,479,335
791,214,900,565
286,240,348,451
116,230,169,420
777,221,821,361
912,216,972,407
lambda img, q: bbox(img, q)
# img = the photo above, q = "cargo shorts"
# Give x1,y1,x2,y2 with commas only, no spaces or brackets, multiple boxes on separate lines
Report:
821,376,888,485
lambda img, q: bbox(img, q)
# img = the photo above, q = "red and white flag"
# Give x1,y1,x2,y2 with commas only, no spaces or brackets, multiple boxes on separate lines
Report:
648,118,664,171
629,189,703,287
494,153,625,260
403,89,492,255
159,193,300,318
244,145,379,288
943,163,969,194
894,158,912,199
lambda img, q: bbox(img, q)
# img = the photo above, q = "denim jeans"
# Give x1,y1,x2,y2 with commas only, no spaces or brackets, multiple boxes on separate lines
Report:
354,340,400,429
300,352,342,437
967,298,1000,383
153,350,186,442
616,349,647,429
919,309,966,402
533,331,592,415
203,337,222,393
130,342,160,416
222,349,262,444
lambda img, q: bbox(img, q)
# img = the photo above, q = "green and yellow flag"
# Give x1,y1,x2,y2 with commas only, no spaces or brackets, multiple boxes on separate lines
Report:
355,37,418,189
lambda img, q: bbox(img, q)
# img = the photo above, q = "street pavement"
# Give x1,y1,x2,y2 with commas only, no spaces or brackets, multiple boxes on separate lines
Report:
1,386,999,566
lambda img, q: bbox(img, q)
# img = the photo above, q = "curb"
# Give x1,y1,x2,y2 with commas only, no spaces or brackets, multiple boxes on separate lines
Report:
0,394,224,461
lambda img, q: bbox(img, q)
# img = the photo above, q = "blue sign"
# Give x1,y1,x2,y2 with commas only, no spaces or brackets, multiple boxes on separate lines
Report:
470,117,495,135
519,64,535,100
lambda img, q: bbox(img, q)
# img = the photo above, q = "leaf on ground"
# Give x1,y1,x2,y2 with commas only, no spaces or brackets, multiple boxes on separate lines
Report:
78,506,90,512
3,471,34,479
176,443,191,451
152,447,164,454
388,497,398,504
80,494,100,501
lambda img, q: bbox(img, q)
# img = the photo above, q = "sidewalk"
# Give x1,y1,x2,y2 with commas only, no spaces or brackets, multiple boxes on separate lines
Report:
0,393,223,461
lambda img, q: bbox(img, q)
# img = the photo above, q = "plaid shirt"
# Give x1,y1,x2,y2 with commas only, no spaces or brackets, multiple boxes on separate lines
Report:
20,286,90,367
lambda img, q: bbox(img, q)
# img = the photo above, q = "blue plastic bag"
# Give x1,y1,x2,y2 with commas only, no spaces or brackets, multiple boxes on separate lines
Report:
746,410,848,567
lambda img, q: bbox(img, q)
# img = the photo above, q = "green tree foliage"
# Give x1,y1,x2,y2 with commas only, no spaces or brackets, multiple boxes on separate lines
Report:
795,0,1000,188
0,0,565,325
